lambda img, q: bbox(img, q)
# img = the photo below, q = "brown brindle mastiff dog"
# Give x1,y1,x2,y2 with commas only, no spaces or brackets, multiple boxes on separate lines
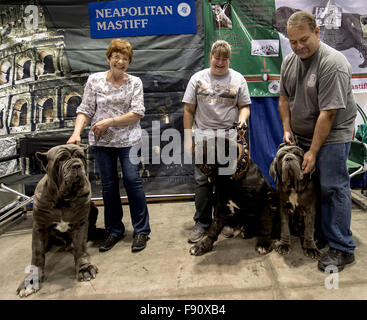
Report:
16,144,98,297
269,145,320,259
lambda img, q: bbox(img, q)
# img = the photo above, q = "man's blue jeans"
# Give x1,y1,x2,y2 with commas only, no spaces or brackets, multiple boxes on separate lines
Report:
93,146,150,237
310,142,355,253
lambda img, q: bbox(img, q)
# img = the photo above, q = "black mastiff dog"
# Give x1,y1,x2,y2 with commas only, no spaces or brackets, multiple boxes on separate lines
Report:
16,144,98,297
189,135,276,256
269,145,320,259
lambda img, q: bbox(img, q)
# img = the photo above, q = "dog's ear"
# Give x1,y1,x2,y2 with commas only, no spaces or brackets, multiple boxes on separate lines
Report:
35,151,48,172
269,157,277,181
302,167,315,181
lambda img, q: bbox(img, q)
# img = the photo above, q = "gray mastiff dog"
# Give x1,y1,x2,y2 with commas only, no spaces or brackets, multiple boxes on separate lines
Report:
269,145,320,259
16,144,98,297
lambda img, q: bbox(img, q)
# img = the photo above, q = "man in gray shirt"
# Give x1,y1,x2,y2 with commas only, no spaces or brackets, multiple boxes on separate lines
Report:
183,40,251,243
279,11,356,272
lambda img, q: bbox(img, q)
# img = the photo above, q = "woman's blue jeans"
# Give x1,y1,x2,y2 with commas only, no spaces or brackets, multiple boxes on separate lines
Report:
93,146,150,238
193,166,213,230
303,142,355,253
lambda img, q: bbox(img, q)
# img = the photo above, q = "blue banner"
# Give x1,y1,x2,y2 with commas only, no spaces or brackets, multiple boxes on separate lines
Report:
88,0,197,38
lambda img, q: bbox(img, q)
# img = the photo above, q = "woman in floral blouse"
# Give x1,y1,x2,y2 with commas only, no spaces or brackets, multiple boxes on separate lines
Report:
67,39,150,253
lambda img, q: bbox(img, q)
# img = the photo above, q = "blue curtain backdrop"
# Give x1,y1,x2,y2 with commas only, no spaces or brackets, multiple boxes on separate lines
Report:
249,97,283,189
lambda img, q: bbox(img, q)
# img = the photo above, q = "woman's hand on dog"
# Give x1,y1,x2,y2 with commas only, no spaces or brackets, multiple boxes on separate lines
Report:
67,133,81,146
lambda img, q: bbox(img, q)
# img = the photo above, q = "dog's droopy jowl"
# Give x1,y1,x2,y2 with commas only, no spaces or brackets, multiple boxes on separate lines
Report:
16,144,98,297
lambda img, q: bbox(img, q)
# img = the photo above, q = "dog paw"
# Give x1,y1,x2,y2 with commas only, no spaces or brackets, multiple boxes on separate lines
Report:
189,244,203,256
303,247,321,260
275,241,291,255
77,264,98,281
16,281,40,298
17,286,39,298
255,241,273,255
16,270,44,298
189,237,213,256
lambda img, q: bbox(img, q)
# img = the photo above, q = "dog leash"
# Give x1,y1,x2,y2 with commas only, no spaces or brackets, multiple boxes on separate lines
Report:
232,121,247,148
231,122,249,180
278,135,299,150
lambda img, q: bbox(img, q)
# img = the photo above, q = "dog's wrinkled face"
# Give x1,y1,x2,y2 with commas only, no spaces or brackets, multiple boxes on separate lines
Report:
269,146,305,190
36,144,88,188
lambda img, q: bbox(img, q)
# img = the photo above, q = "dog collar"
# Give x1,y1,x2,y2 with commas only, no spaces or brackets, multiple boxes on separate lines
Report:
231,142,249,181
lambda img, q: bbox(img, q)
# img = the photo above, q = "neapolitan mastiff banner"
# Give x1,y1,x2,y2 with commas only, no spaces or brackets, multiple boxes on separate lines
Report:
88,0,197,38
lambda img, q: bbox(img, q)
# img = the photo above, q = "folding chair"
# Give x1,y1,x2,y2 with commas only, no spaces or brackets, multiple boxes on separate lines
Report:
347,140,367,193
355,123,367,144
0,154,34,230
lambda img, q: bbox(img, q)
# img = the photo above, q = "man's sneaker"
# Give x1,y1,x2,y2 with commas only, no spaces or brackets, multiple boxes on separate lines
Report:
221,226,234,238
132,234,149,252
188,225,206,243
318,248,355,272
99,234,123,252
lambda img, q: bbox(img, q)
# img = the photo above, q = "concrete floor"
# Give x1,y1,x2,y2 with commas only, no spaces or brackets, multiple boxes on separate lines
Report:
0,198,367,300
